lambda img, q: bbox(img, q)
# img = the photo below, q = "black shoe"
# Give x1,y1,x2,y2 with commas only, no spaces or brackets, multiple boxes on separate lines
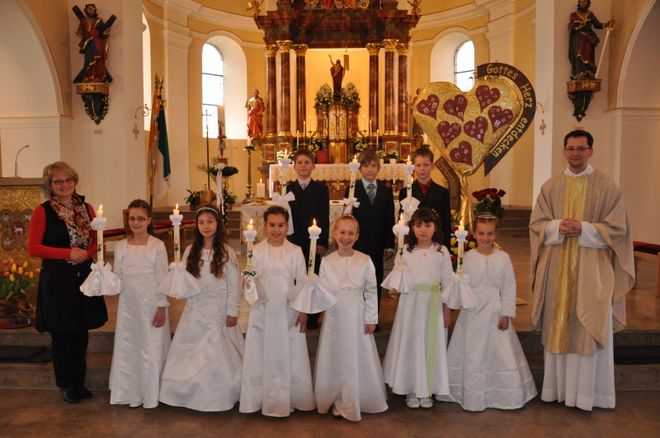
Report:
77,386,93,399
60,387,80,404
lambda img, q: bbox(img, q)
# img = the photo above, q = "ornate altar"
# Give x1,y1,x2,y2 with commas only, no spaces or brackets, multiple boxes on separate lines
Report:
252,0,421,177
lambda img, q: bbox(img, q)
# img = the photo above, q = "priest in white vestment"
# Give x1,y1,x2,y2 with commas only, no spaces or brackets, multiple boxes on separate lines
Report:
530,129,635,411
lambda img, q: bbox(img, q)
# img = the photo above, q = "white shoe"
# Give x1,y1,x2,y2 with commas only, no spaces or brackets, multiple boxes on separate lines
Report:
332,404,341,417
420,397,433,409
406,395,420,409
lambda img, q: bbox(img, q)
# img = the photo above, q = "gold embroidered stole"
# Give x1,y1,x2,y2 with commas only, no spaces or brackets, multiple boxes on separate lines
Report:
549,175,587,354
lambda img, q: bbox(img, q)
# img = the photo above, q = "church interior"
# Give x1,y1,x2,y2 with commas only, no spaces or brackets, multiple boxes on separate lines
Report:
0,0,659,435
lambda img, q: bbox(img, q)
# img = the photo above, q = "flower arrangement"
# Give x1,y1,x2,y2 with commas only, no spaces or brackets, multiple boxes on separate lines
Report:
309,137,323,152
473,188,506,219
314,84,333,107
449,226,477,269
276,149,295,160
184,189,201,210
376,149,386,159
353,136,368,153
0,259,37,319
386,150,399,160
199,158,239,178
341,82,360,107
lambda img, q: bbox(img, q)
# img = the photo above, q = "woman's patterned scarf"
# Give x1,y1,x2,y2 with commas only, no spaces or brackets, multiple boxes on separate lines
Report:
49,193,92,249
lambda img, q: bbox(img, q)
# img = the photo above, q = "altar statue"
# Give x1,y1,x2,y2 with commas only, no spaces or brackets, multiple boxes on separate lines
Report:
329,57,345,100
246,89,265,139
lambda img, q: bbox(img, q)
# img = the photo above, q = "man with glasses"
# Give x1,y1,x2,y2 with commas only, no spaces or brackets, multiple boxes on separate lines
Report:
529,129,635,411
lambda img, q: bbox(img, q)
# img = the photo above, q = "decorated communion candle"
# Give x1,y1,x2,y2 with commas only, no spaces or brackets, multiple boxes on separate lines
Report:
347,154,360,200
243,219,257,271
405,156,414,207
170,204,184,263
455,220,469,273
279,150,290,196
96,204,104,264
307,219,322,275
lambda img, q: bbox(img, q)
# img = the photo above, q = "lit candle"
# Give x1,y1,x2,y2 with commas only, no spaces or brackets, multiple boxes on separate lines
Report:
243,221,258,272
170,207,184,263
307,219,322,276
256,178,266,198
347,154,360,201
96,204,104,264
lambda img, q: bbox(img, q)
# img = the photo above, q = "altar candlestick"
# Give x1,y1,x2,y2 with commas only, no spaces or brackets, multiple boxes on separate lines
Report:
376,129,379,147
307,219,322,276
170,205,184,263
256,178,266,198
347,154,360,201
96,204,104,264
303,121,306,138
296,130,300,149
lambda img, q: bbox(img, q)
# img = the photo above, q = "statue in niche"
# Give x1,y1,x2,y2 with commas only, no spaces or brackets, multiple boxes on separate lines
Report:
72,4,116,84
246,89,265,138
568,0,614,80
329,56,345,100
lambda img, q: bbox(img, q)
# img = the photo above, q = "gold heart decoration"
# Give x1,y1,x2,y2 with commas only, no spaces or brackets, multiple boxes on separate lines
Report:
413,77,523,176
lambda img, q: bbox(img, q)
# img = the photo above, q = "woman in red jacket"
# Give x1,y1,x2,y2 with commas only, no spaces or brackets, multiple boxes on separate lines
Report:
28,161,107,403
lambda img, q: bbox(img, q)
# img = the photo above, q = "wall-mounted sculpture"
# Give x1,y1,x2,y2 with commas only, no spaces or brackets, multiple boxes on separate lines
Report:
72,4,117,125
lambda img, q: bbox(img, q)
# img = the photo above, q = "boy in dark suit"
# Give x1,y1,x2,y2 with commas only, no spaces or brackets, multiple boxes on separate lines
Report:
345,150,395,318
399,147,452,249
287,149,329,329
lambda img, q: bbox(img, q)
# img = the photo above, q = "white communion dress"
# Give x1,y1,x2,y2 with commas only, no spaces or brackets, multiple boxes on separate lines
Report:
109,236,171,409
445,249,537,411
159,245,244,412
383,244,454,399
239,240,315,417
314,251,388,421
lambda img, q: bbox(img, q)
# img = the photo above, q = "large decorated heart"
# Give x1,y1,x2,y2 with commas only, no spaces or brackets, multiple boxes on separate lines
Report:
412,77,522,176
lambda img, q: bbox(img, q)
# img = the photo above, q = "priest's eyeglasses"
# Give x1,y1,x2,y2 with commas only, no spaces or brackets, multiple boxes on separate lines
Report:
564,147,590,153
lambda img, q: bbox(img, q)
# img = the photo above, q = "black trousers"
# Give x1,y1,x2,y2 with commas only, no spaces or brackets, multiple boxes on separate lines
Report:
50,330,89,389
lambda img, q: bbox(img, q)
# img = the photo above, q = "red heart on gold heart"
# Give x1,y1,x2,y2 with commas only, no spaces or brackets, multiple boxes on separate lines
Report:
416,94,440,119
443,95,467,121
476,85,501,111
464,116,488,144
449,141,473,165
437,121,461,146
488,106,514,131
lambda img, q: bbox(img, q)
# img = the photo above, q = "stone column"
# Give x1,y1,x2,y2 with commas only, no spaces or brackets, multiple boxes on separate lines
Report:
277,40,292,137
366,43,380,138
293,44,308,136
397,43,409,137
382,38,398,135
265,44,278,137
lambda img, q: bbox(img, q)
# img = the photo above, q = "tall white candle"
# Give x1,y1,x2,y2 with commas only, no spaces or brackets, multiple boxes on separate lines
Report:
405,156,414,208
307,219,322,276
455,220,469,274
376,129,379,147
243,219,257,272
171,205,183,263
397,213,405,252
96,204,104,264
278,150,290,196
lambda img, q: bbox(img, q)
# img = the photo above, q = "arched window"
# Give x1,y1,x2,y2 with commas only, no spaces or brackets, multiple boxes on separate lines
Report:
202,43,223,138
454,40,474,91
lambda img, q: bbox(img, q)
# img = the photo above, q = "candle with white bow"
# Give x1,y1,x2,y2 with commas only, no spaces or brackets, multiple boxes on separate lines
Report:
243,219,257,272
455,220,469,274
278,150,290,196
307,219,322,275
347,154,360,201
392,213,409,266
96,205,104,264
170,204,184,262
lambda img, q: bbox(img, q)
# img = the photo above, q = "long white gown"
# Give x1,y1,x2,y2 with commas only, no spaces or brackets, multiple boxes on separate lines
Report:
383,244,454,399
159,245,244,412
239,240,315,417
314,251,388,421
445,249,537,411
109,236,171,409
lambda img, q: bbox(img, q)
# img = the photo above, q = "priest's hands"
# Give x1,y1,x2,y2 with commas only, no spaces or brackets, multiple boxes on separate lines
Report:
364,324,376,335
498,316,510,331
226,316,238,327
152,307,166,328
296,313,308,333
559,218,582,237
